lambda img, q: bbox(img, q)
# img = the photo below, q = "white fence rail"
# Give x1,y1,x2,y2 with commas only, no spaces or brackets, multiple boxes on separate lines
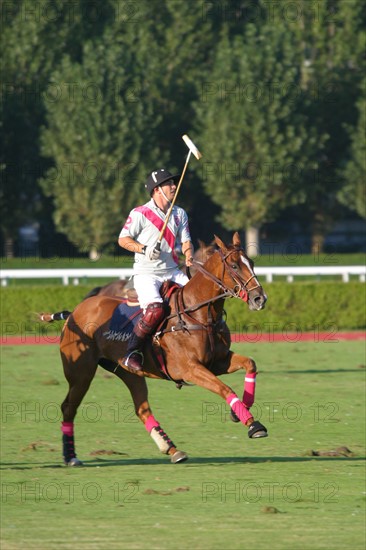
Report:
0,268,134,287
257,266,366,283
1,266,365,286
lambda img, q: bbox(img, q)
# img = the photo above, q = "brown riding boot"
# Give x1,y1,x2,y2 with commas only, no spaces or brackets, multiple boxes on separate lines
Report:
123,302,166,373
123,331,145,372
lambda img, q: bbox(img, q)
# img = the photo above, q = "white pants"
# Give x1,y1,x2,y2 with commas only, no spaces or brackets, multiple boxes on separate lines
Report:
133,269,189,310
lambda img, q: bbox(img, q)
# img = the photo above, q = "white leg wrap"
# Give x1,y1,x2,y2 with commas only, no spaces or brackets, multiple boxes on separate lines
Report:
150,426,173,454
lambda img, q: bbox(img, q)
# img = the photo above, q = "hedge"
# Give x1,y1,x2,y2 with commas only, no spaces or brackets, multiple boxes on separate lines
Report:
1,282,365,338
224,282,365,333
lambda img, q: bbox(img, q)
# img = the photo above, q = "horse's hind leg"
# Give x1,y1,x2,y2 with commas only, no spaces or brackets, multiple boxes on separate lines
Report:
104,363,188,464
127,376,188,463
60,350,98,466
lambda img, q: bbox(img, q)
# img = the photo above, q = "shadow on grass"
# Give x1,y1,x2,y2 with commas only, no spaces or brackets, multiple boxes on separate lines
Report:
1,455,365,470
270,369,364,374
284,368,364,374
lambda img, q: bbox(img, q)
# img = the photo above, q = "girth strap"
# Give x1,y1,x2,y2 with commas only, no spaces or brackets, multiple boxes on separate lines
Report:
157,287,219,358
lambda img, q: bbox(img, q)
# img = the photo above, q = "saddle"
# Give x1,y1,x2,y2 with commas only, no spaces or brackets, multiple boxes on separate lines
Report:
103,281,183,385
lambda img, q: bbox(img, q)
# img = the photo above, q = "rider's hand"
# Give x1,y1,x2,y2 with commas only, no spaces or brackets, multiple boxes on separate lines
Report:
144,244,161,261
185,255,194,267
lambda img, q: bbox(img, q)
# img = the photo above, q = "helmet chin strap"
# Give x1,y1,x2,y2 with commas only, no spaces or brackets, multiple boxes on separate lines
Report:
159,186,172,204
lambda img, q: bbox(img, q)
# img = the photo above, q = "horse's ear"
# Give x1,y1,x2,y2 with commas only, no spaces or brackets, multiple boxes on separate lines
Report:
232,232,241,247
214,235,227,252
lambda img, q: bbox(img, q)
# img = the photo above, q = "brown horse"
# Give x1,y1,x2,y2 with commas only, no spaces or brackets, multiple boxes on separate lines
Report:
40,232,268,466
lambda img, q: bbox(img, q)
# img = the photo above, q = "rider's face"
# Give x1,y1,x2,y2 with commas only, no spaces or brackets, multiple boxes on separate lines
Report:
159,180,177,199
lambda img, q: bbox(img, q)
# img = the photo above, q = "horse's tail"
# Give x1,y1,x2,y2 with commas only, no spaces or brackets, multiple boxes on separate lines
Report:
37,310,72,323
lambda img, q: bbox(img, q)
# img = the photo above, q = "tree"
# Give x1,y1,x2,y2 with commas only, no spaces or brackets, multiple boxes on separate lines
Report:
40,48,163,257
193,0,365,254
294,0,366,252
193,19,318,254
0,0,116,256
39,1,219,255
338,77,366,219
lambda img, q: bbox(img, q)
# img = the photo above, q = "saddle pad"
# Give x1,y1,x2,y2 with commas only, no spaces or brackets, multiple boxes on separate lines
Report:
103,300,142,342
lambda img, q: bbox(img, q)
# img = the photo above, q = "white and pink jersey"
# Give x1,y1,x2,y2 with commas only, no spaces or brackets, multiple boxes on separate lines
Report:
119,198,191,275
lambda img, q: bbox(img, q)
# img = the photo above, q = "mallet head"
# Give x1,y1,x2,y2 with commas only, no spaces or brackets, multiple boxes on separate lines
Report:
182,134,202,160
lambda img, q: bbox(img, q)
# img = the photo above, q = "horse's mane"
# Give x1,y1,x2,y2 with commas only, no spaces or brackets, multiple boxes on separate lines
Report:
194,239,216,264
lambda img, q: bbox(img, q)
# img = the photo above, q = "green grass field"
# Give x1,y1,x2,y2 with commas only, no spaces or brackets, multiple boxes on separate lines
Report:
1,341,365,550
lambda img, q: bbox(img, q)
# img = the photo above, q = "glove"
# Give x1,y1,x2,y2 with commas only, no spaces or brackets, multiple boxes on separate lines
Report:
144,244,161,261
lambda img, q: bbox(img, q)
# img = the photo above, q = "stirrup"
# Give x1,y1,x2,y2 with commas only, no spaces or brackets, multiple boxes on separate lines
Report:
123,350,144,373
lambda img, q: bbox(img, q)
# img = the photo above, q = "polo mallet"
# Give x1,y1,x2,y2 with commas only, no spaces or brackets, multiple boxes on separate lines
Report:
155,134,202,251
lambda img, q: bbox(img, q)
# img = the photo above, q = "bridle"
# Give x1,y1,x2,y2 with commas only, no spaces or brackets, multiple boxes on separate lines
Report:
167,246,262,325
158,246,263,346
191,246,261,303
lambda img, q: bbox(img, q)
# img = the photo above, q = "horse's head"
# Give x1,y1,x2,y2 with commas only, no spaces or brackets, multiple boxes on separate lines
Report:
213,232,267,311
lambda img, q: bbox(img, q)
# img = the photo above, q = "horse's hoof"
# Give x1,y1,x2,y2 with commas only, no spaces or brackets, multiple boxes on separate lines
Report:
248,421,268,439
170,450,188,464
230,410,240,423
65,457,83,467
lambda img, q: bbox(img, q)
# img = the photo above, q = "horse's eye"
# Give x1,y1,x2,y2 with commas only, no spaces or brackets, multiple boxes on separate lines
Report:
231,263,238,270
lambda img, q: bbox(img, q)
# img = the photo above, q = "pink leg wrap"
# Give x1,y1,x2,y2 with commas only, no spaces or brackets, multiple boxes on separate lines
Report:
61,422,74,436
226,393,253,424
243,372,257,408
145,415,159,433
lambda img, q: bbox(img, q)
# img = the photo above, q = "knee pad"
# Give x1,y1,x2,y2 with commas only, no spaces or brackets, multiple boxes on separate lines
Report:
138,302,166,335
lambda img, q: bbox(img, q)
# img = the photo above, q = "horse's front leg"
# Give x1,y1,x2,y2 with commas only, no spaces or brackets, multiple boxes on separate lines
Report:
108,364,188,463
212,348,259,408
225,351,258,411
184,360,267,439
213,350,267,436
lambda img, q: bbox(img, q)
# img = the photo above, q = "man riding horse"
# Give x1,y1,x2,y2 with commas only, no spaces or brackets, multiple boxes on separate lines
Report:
39,230,268,465
118,168,194,373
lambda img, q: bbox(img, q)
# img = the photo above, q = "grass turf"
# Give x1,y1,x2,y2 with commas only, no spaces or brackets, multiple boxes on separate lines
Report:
1,341,365,549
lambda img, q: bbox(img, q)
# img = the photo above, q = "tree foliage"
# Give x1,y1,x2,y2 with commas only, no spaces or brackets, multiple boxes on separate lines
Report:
0,0,116,250
193,19,319,233
39,36,164,255
39,0,216,254
338,77,366,219
1,0,365,255
291,0,366,251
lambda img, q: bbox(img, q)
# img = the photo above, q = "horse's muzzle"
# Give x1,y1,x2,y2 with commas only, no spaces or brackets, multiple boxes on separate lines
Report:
248,291,267,311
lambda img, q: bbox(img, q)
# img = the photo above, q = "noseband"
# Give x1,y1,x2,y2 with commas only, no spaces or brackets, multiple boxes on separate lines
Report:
219,247,261,301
